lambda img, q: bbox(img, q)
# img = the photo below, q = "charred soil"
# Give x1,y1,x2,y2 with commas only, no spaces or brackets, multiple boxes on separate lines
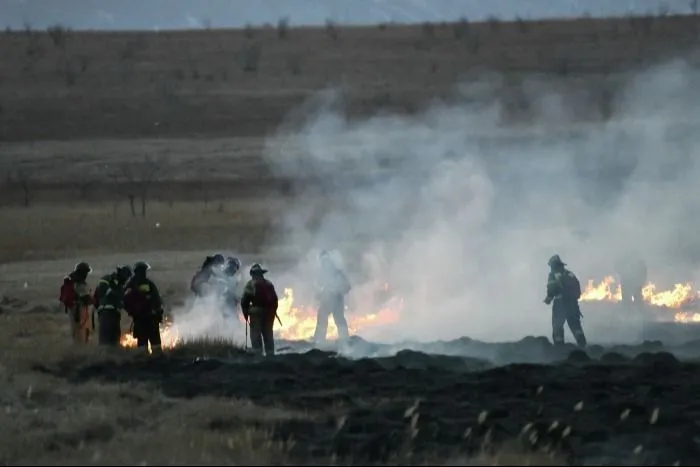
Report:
35,339,700,466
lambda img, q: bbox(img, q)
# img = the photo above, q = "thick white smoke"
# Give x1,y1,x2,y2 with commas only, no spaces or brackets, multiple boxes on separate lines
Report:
171,263,247,344
257,58,700,345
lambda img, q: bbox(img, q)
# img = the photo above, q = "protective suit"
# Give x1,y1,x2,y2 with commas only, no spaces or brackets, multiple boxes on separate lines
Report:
124,261,164,354
94,265,132,347
313,250,351,344
240,264,279,356
59,262,94,344
544,254,587,348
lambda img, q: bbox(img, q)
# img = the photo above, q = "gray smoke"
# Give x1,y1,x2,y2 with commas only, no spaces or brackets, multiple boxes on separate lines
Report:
259,58,700,346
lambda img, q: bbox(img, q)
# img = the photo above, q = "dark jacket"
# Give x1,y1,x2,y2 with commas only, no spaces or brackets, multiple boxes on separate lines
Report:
546,267,582,304
124,275,163,318
94,273,125,310
240,277,278,320
190,266,215,296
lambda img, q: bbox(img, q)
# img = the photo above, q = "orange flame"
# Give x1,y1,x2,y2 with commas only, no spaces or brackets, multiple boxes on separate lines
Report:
579,276,700,322
119,320,181,353
275,287,402,341
579,276,622,302
118,286,403,350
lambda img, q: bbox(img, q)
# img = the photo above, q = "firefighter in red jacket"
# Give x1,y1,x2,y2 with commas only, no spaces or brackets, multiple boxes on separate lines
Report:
240,264,279,356
123,261,164,354
59,261,94,344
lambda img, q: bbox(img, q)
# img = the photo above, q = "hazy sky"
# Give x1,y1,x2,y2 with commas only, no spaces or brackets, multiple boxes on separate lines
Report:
2,0,695,30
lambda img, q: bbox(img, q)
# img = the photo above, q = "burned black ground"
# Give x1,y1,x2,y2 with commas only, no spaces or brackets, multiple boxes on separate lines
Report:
34,336,700,466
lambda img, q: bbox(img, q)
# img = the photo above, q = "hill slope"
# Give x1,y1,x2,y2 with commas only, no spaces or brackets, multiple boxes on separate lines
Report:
1,14,699,142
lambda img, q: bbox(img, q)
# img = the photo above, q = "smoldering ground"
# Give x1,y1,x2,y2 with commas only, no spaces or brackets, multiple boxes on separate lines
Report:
256,58,700,347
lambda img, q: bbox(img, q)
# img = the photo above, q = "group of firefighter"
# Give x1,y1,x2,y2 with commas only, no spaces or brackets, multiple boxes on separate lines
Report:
58,249,352,356
59,260,166,353
60,247,646,354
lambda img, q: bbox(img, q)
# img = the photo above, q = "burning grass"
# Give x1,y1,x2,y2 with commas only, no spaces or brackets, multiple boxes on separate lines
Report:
113,282,405,355
579,276,700,322
276,286,403,341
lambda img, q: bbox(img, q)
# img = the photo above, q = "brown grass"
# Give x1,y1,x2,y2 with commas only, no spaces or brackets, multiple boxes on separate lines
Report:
0,14,698,267
2,15,699,142
0,14,693,464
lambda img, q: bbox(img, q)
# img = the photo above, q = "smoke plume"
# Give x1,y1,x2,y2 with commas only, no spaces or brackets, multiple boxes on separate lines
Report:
257,58,700,345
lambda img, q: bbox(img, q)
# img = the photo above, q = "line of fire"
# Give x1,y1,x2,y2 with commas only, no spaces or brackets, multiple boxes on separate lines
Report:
118,276,700,352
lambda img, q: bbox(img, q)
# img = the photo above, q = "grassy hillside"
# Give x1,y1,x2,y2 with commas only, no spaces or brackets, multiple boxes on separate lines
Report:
1,14,699,142
0,14,699,263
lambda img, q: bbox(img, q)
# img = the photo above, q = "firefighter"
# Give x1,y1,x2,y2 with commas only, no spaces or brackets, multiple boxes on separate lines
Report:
543,254,587,348
94,265,132,347
313,250,351,345
240,263,279,356
59,261,94,344
123,261,164,354
190,254,226,297
222,256,242,317
614,254,647,306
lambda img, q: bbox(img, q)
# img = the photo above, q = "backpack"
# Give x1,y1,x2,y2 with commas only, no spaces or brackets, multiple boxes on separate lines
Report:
562,270,582,300
59,276,76,309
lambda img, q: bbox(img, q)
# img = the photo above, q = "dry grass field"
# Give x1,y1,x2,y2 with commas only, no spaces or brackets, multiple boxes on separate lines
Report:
1,13,700,465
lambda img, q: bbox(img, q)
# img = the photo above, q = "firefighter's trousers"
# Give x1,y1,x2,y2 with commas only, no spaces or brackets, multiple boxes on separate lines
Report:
552,299,587,347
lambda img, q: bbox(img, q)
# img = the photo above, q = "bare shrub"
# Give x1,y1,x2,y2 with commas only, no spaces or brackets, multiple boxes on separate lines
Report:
453,17,470,39
325,19,339,41
108,154,170,217
287,54,303,75
242,43,262,73
277,17,289,39
243,23,255,39
46,24,69,48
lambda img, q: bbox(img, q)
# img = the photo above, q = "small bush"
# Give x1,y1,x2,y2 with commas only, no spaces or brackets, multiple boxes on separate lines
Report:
325,19,339,41
516,16,529,33
453,17,469,39
277,17,289,39
287,54,303,75
47,24,69,48
242,43,262,73
243,23,255,39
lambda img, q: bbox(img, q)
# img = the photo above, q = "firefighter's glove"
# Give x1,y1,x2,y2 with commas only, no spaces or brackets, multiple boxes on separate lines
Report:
543,297,553,305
